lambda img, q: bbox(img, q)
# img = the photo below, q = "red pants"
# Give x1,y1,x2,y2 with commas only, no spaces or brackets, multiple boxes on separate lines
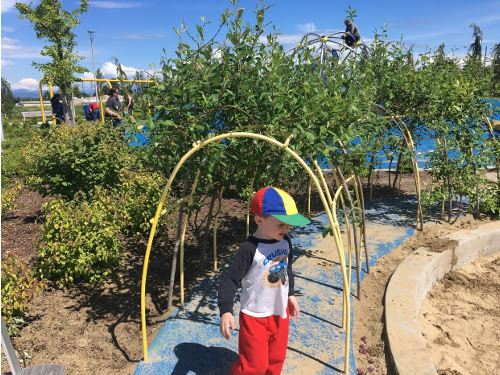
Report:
230,310,289,375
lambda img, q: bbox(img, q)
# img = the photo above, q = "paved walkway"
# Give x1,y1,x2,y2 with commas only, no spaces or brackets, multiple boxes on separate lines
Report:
134,196,418,375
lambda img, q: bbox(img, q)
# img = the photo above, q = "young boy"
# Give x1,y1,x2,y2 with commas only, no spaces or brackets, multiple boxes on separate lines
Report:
218,187,311,375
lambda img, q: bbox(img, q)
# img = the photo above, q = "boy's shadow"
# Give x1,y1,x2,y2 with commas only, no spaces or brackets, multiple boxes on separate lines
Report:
172,343,239,375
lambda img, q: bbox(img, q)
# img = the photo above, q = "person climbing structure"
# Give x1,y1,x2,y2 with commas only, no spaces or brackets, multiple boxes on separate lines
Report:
342,19,361,47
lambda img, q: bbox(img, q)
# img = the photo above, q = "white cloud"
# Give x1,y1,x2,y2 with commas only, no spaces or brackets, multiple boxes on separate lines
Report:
100,61,140,78
470,14,500,26
1,60,14,68
258,33,303,47
112,33,167,39
90,1,142,9
298,22,316,33
1,26,14,32
1,0,18,13
81,72,96,79
11,78,39,91
1,37,45,59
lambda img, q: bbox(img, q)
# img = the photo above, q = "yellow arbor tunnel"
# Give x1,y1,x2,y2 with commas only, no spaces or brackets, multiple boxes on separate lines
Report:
140,132,354,374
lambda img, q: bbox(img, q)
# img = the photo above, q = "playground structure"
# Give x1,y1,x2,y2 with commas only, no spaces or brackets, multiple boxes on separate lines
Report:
38,77,154,124
140,132,373,375
286,31,372,66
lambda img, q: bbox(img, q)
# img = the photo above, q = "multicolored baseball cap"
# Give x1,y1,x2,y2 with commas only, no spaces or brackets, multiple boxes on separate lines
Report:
251,187,311,226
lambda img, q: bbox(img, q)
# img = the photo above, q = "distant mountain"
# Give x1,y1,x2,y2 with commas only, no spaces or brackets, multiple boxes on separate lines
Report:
12,87,94,99
12,89,47,99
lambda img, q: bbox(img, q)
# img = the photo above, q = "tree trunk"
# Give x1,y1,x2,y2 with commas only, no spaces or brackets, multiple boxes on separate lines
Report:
355,174,370,274
60,85,71,125
167,172,190,310
393,152,402,190
199,190,218,271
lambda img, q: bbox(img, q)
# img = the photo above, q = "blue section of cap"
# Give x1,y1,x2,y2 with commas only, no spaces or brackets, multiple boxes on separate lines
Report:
261,188,287,215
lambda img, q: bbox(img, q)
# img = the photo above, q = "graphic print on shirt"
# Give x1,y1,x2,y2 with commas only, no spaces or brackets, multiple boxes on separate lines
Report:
262,255,288,288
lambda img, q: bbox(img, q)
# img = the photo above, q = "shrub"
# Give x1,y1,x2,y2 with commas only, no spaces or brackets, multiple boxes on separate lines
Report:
1,184,22,218
1,254,47,335
1,123,34,188
116,168,166,237
36,188,123,287
22,121,132,198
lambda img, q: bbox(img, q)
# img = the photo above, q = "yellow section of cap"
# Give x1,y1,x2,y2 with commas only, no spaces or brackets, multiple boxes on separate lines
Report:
275,188,298,215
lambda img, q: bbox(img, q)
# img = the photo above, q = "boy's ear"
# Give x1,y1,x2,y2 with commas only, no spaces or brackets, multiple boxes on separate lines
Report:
254,215,264,226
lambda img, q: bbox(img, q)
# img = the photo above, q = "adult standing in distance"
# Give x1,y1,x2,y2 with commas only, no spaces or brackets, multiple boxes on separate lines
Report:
105,87,122,126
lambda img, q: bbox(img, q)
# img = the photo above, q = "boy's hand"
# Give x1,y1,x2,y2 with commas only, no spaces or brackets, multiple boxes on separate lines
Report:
220,312,235,340
288,296,300,320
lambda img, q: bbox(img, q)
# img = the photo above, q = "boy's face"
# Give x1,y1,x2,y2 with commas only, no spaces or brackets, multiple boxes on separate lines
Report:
254,215,292,241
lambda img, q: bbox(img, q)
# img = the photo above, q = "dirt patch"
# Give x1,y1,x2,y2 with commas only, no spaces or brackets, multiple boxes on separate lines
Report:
352,215,494,375
1,187,250,375
420,252,500,375
1,186,52,265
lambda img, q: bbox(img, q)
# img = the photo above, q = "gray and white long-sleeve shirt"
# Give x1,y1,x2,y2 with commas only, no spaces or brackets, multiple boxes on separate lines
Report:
345,22,360,38
218,235,295,319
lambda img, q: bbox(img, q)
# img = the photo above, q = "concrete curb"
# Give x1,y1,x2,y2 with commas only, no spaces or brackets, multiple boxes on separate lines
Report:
384,221,500,375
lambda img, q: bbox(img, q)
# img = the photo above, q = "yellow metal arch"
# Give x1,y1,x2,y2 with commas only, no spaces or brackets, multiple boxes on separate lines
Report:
141,132,353,373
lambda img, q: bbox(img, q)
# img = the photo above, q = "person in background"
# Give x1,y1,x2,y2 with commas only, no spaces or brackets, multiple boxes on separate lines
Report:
50,94,64,124
125,93,134,116
89,102,100,121
105,87,122,126
342,19,361,47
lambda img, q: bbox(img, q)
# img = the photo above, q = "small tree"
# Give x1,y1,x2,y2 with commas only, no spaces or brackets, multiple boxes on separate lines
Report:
1,78,15,119
492,43,500,96
16,0,89,125
469,23,483,60
71,84,83,98
96,68,108,95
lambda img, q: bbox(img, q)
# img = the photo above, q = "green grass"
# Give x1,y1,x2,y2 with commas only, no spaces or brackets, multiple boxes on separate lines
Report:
9,105,86,122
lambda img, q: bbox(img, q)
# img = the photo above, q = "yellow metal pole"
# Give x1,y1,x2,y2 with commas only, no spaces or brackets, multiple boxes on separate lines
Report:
38,78,46,123
98,82,105,122
317,159,353,329
394,117,424,230
312,158,334,209
140,132,350,373
329,162,353,321
332,175,354,328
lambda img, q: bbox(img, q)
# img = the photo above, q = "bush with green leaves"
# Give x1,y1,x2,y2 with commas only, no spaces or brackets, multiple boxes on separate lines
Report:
1,123,35,188
36,188,123,287
1,183,22,218
1,254,47,335
116,168,167,237
22,121,132,198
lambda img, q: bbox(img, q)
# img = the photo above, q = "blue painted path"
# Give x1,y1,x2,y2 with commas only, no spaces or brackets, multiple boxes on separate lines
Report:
134,196,417,375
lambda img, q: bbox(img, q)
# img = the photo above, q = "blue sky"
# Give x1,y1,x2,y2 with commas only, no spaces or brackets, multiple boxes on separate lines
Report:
1,0,499,92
